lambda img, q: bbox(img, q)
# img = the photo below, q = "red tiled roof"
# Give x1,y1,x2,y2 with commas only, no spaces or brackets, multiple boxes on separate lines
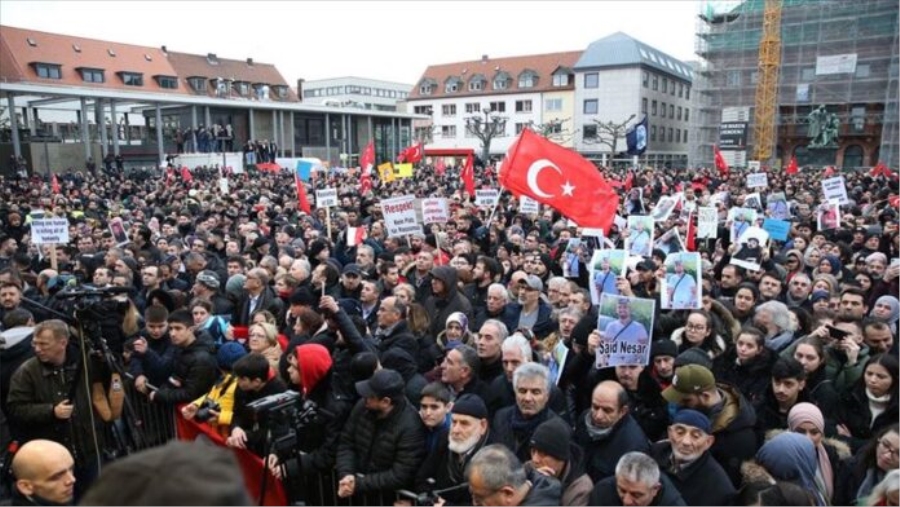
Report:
408,51,582,100
0,25,187,94
165,51,298,101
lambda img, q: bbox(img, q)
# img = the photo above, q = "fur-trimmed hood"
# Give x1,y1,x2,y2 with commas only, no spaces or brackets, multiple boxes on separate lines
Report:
764,428,852,461
672,327,728,358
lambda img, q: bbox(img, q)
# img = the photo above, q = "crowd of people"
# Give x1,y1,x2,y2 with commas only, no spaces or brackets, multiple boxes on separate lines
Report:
0,154,898,506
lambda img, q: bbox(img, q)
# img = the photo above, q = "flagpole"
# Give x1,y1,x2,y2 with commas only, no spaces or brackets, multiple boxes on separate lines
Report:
326,205,332,240
484,188,504,231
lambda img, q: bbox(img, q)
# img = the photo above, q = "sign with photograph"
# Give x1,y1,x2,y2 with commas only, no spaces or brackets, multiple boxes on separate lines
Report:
595,294,655,368
589,249,626,304
661,252,702,310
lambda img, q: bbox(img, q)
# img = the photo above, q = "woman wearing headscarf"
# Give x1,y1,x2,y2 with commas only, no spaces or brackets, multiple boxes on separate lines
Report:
750,432,827,506
788,402,852,505
870,295,900,337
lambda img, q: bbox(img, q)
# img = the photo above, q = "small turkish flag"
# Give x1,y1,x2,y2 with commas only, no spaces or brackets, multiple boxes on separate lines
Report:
713,146,729,177
462,153,475,196
180,165,193,182
359,171,372,195
51,174,60,194
295,174,311,214
786,155,799,175
500,129,618,231
435,157,446,177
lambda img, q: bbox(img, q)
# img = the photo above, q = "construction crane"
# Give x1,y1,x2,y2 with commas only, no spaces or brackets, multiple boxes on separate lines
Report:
752,0,783,164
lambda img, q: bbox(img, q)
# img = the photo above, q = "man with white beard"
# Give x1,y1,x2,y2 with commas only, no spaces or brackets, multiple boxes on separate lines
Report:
409,394,491,506
648,409,735,506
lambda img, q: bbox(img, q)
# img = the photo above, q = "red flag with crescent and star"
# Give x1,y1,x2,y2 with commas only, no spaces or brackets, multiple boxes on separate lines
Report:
360,140,375,174
462,153,475,196
713,145,729,177
499,129,618,231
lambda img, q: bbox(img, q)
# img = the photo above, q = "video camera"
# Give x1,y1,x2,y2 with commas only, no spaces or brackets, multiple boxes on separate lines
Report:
194,399,221,423
397,479,469,506
247,390,321,455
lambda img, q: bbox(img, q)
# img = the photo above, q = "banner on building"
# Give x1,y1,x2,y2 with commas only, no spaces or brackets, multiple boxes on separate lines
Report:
816,54,857,76
718,122,748,151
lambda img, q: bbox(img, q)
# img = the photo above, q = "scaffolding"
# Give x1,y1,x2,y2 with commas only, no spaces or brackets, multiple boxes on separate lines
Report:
692,0,899,169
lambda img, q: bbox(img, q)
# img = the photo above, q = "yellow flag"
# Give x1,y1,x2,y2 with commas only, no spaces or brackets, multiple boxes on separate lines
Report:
395,163,414,178
378,162,395,182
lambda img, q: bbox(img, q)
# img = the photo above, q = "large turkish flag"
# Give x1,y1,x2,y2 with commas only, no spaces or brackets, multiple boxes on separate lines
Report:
500,129,618,231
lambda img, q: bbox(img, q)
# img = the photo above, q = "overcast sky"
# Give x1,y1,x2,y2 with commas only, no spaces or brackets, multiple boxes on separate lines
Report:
2,0,702,85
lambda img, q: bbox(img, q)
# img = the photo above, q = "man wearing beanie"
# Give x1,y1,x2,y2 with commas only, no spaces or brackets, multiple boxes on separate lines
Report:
649,339,677,390
415,394,491,505
528,418,593,506
661,364,758,487
649,409,735,506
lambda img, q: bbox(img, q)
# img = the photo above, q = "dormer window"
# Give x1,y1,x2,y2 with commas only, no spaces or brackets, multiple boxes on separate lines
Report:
552,73,570,87
444,77,462,94
468,74,486,92
418,79,436,96
118,72,143,86
155,75,178,89
188,77,207,92
32,63,62,80
493,71,511,90
234,81,250,96
273,85,288,99
78,67,105,83
518,70,538,89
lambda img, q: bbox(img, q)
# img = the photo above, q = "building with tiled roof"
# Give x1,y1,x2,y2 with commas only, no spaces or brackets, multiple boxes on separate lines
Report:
574,32,693,169
0,25,421,173
407,51,582,158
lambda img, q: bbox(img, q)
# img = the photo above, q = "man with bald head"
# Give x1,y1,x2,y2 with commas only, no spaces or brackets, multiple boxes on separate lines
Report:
11,439,76,505
574,380,650,482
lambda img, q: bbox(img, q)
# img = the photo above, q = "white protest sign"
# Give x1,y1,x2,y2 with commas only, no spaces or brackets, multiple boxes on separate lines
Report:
519,196,539,215
821,176,849,205
748,160,761,171
382,195,421,237
219,177,229,194
697,206,718,239
315,188,338,208
31,218,70,244
421,198,449,225
746,172,769,189
582,228,605,238
475,189,500,208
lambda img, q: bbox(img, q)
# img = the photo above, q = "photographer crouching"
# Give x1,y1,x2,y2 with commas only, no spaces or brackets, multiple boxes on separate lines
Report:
266,342,352,505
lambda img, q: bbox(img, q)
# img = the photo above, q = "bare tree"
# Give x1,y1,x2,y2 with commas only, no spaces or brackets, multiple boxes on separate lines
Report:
464,108,508,162
584,114,637,155
412,123,438,144
528,118,576,144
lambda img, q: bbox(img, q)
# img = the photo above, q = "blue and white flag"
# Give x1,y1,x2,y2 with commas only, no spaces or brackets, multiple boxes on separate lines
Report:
626,116,648,156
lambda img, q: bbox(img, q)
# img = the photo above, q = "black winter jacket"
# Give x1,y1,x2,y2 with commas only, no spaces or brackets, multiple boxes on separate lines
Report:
589,473,686,506
490,407,562,463
153,338,217,405
335,397,425,495
424,267,473,339
573,411,649,482
650,441,735,506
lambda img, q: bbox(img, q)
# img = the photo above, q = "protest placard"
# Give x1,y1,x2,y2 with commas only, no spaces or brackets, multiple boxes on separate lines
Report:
31,218,69,244
421,198,449,225
382,195,421,237
821,176,849,205
475,189,500,208
748,160,761,171
519,196,539,215
747,172,769,189
315,188,338,208
697,207,718,239
595,294,654,368
762,218,791,242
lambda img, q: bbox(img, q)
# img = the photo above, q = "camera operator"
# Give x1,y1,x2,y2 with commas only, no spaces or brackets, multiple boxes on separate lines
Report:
267,343,353,505
226,353,287,457
6,319,107,500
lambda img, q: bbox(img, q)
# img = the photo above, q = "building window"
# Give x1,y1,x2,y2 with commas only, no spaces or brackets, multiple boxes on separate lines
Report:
662,78,668,93
552,73,569,87
642,71,649,88
676,129,681,143
652,75,658,91
489,101,506,113
855,64,871,78
120,72,143,86
651,126,657,142
685,108,690,122
545,98,562,111
414,127,433,143
584,72,599,88
518,74,536,88
668,128,674,143
678,84,683,98
442,104,456,116
34,63,62,79
469,79,484,91
157,76,178,89
189,77,206,92
670,81,675,95
677,106,682,121
441,125,457,138
851,105,866,132
413,105,433,115
80,68,104,83
273,85,288,99
726,70,741,87
445,82,459,93
515,100,532,113
685,86,690,100
642,98,648,115
420,84,434,95
235,82,250,96
583,124,598,140
669,105,674,118
583,99,598,115
493,78,508,90
515,122,530,134
652,100,658,116
465,103,480,114
661,102,666,118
